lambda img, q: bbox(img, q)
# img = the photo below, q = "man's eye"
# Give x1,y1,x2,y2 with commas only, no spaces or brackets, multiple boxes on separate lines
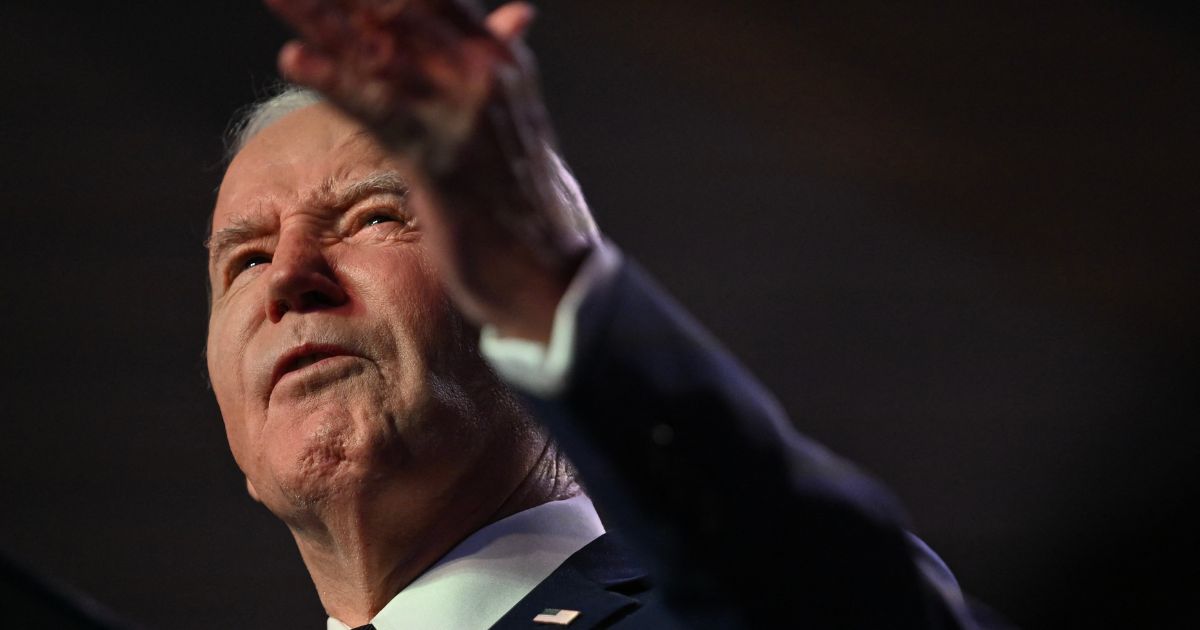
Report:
364,214,399,227
245,255,270,268
235,254,270,275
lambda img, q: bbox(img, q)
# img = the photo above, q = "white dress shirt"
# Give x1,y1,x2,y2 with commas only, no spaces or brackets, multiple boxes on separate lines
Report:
327,495,606,630
480,241,622,397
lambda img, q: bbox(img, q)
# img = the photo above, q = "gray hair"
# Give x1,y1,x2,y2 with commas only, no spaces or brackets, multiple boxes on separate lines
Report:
222,84,598,238
224,84,323,162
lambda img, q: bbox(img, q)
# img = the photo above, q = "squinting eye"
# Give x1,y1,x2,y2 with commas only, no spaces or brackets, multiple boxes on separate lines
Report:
364,214,399,227
239,254,270,273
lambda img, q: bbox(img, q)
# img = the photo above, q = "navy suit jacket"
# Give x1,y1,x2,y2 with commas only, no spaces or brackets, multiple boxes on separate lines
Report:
501,257,985,629
492,533,676,629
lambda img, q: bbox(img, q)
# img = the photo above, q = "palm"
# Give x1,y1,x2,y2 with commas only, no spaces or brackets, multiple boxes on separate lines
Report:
266,0,512,166
262,0,590,341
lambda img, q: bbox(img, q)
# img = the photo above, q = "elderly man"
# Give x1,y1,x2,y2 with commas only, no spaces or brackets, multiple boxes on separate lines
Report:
206,1,983,628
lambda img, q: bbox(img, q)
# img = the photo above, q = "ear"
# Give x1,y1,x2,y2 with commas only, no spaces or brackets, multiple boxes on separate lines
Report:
245,478,262,503
485,2,536,44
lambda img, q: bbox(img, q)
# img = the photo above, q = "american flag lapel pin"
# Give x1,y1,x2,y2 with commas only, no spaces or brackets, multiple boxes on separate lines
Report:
533,608,581,625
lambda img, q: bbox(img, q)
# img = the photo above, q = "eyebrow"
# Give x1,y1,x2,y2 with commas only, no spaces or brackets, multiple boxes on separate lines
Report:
327,170,409,210
206,170,409,265
205,212,275,267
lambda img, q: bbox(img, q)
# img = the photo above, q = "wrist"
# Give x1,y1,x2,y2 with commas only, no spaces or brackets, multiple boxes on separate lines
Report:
486,241,591,344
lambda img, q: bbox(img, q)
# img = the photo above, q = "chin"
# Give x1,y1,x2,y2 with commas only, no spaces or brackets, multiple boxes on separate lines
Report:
266,417,372,514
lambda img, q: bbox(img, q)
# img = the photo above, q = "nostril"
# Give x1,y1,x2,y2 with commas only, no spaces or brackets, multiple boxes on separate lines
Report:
266,262,347,321
303,290,340,309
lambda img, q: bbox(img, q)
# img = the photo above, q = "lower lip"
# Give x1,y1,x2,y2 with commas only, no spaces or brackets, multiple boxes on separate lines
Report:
274,355,360,389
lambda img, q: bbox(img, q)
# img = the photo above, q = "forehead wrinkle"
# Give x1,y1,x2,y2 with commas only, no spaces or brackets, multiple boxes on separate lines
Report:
208,168,409,264
208,123,407,266
307,170,410,213
337,128,381,153
307,175,341,210
206,204,278,264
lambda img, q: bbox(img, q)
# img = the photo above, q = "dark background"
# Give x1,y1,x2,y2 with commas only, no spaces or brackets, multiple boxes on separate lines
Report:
1,2,1197,628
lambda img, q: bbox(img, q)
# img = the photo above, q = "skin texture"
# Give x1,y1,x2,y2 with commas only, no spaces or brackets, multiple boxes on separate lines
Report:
206,103,576,624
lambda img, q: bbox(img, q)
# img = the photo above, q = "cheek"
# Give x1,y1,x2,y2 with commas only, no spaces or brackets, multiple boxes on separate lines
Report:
206,302,261,466
350,247,455,349
397,249,454,337
207,314,243,399
207,338,247,457
340,248,463,420
207,285,264,382
376,252,488,420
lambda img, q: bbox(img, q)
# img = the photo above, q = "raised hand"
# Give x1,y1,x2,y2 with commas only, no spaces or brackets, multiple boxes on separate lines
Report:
264,0,595,341
266,0,507,165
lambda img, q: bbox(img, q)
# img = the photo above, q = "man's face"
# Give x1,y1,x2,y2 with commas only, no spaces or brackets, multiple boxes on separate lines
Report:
206,103,521,523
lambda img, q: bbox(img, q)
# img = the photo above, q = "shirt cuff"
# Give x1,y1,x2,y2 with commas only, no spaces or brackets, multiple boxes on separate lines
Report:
480,241,621,398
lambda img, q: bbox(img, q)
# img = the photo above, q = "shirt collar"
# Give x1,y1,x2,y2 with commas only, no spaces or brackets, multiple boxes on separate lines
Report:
328,494,605,630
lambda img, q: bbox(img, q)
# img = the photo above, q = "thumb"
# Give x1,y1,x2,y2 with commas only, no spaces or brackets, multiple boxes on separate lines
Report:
485,2,537,44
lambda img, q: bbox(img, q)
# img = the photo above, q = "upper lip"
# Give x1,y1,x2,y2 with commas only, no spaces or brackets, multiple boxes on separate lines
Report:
270,343,356,391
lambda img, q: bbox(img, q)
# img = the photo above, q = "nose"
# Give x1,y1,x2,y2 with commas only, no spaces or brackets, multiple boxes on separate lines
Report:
265,232,348,323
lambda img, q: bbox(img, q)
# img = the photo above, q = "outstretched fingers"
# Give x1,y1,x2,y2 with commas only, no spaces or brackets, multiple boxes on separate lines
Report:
263,0,544,174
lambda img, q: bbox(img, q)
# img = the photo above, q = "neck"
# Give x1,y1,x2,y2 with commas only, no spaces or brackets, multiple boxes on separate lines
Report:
293,440,579,627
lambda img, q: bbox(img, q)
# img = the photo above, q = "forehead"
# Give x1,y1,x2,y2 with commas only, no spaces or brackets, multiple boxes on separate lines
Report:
213,103,393,229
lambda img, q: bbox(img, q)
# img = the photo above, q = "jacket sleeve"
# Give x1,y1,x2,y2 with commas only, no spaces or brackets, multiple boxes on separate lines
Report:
517,256,981,629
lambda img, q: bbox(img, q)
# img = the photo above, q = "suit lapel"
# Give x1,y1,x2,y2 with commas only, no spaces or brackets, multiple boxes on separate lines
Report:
490,534,650,629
